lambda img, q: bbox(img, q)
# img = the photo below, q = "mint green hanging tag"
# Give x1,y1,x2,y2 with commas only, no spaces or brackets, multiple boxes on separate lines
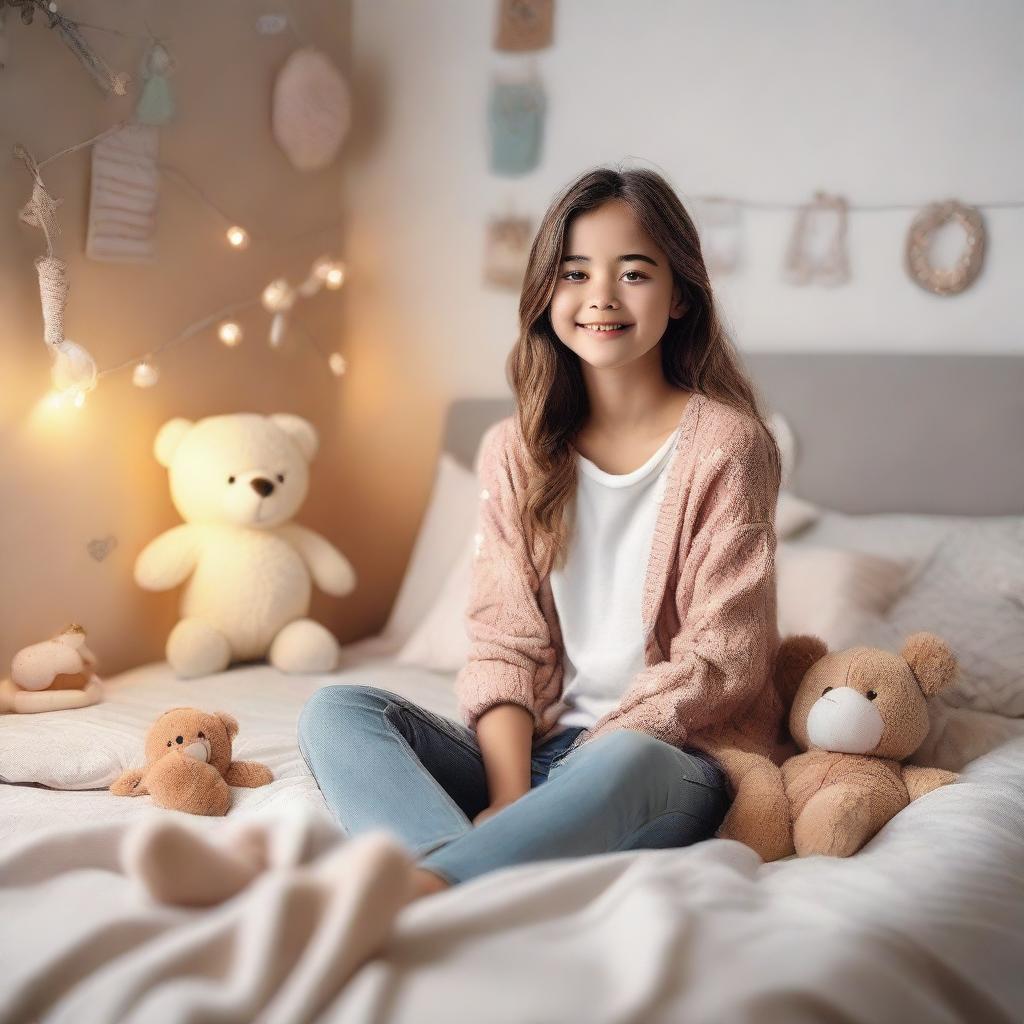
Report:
135,42,176,126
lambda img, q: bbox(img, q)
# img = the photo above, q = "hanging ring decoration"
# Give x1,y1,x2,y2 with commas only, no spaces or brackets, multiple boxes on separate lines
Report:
905,200,986,296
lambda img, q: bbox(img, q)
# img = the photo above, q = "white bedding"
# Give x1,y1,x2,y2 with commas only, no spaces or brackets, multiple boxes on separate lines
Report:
1,633,1023,1023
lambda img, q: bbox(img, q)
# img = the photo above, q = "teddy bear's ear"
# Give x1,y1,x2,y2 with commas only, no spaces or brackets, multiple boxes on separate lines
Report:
901,632,958,696
775,634,829,705
270,414,318,462
216,711,240,740
154,418,194,467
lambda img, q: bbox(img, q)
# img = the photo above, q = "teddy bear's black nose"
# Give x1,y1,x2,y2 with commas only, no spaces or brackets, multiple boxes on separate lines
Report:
251,477,275,497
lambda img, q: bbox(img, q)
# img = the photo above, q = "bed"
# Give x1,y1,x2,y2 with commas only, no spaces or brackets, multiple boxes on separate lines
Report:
2,353,1023,1024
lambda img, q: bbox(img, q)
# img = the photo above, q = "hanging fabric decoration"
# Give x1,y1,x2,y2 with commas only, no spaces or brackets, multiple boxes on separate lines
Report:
86,124,160,264
693,197,742,275
905,200,985,296
494,0,554,51
488,78,545,176
135,40,176,126
272,48,351,172
14,143,97,402
783,191,850,286
483,213,533,289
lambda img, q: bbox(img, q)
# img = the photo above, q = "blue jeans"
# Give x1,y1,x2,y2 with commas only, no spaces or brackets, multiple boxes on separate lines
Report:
297,684,731,887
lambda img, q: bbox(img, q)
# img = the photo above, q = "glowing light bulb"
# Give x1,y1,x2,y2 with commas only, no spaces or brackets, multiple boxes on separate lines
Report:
328,353,347,377
132,361,160,388
261,278,295,313
324,265,345,289
218,320,244,346
51,340,97,396
311,255,336,281
226,225,250,250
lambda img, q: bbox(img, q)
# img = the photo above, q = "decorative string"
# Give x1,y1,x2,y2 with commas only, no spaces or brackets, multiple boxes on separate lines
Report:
692,194,1024,212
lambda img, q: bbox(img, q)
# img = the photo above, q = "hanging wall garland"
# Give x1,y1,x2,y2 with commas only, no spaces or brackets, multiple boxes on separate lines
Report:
904,200,986,296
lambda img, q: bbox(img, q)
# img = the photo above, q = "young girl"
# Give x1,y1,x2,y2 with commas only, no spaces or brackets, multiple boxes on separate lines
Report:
299,165,784,906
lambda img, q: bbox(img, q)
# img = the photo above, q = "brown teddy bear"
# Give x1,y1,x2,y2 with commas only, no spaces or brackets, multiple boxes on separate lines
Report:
111,707,273,816
775,631,959,858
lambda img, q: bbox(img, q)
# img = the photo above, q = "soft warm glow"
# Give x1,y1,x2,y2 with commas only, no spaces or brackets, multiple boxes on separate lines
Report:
226,225,250,249
328,353,347,377
218,320,244,346
73,390,86,408
324,265,345,289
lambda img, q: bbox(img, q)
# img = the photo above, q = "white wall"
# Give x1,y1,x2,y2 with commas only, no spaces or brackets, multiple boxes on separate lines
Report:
344,0,1022,409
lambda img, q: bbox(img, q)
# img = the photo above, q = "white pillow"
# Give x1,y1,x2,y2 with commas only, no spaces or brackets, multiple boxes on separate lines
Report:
381,451,480,647
776,544,917,649
395,532,474,673
776,491,820,539
395,539,917,674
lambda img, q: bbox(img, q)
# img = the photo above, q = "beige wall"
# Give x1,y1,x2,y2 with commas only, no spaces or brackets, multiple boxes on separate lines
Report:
0,1,402,677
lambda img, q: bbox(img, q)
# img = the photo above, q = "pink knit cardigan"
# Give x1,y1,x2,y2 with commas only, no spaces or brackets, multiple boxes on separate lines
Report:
454,391,782,760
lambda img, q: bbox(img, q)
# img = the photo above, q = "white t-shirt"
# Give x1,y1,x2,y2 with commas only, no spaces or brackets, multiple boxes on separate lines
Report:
549,426,681,732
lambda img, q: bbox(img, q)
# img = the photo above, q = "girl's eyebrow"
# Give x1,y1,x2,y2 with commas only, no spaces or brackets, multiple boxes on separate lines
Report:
562,253,659,267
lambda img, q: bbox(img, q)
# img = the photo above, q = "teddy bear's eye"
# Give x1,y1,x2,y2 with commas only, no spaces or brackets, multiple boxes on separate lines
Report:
167,740,172,747
176,736,184,744
198,731,205,739
276,473,285,483
822,686,833,695
866,690,878,701
228,476,236,484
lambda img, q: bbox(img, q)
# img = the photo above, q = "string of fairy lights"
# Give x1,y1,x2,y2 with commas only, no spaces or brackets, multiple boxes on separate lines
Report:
15,108,347,411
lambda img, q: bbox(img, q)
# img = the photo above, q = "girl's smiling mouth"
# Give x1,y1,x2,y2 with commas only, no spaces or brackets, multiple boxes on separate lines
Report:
577,322,633,336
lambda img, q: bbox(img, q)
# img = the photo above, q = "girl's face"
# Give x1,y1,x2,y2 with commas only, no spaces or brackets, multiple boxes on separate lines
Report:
548,199,685,371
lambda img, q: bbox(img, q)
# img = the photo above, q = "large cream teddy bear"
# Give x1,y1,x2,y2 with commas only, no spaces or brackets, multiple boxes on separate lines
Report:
135,413,356,678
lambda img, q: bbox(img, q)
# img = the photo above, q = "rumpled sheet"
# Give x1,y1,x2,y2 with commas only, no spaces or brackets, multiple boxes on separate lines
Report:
2,737,1022,1024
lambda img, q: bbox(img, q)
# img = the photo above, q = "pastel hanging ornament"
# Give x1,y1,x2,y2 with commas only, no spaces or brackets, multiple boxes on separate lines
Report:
86,125,160,264
905,200,985,296
494,0,554,51
783,191,850,286
693,197,743,276
483,212,533,288
272,48,351,171
488,78,546,176
135,41,176,126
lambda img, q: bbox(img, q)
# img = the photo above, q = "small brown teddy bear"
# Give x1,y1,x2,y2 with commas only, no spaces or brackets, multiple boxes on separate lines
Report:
776,631,959,858
111,707,273,816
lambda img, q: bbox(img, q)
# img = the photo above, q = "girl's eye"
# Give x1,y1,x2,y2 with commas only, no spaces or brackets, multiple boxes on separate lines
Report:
560,270,648,283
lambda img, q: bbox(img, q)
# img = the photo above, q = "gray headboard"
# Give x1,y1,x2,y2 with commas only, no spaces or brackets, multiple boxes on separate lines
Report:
442,353,1024,516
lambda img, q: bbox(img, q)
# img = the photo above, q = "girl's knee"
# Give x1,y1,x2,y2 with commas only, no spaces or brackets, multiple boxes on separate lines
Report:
298,683,389,747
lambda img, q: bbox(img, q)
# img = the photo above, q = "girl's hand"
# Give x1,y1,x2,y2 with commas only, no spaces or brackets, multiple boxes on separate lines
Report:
472,794,525,826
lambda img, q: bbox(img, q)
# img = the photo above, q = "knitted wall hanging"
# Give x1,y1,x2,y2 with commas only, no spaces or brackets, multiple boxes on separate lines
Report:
693,197,742,275
494,0,554,51
483,213,533,288
86,124,160,263
488,79,545,176
135,40,175,126
905,200,985,296
783,191,850,286
272,48,351,172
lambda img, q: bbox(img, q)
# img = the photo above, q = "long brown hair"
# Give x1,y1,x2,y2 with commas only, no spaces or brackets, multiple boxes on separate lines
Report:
506,165,782,569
